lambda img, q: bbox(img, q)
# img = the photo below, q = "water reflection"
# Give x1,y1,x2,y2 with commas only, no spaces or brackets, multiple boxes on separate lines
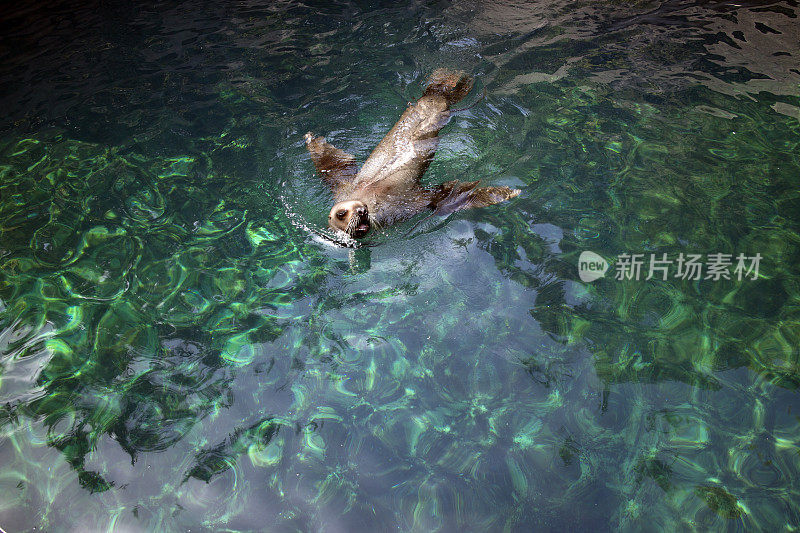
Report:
445,0,800,102
1,0,800,531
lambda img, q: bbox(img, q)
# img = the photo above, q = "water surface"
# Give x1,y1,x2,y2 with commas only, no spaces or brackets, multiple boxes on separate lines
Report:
1,0,799,531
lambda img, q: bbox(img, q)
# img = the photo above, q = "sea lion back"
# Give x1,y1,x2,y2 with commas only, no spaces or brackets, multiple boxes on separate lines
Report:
354,69,475,189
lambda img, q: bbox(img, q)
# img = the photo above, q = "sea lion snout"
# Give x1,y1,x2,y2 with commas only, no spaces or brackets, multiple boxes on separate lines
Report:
328,199,371,238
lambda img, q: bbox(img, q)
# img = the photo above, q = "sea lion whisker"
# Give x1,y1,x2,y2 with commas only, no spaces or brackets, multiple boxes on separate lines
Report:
346,215,357,235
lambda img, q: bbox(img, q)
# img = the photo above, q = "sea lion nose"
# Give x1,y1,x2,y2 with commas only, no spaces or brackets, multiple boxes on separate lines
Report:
356,206,367,216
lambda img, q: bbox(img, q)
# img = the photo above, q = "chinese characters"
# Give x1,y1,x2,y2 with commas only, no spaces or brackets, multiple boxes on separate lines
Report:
614,253,761,281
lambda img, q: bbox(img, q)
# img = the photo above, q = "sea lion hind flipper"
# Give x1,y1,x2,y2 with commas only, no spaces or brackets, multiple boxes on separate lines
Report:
353,71,472,188
429,180,521,215
304,132,360,190
423,69,474,107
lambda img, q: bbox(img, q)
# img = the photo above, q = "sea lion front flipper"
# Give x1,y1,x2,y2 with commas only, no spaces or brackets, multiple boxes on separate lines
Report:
304,132,360,190
429,180,521,215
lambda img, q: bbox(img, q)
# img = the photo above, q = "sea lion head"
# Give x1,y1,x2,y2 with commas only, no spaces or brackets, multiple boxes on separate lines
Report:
328,200,371,238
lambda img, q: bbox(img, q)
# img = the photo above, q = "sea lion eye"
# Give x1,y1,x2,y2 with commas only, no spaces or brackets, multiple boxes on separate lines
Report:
336,210,347,220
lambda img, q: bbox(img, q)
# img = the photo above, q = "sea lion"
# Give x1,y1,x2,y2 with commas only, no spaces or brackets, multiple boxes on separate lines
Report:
305,69,520,240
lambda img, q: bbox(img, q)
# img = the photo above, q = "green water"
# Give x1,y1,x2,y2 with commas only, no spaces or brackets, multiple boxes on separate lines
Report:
1,1,799,531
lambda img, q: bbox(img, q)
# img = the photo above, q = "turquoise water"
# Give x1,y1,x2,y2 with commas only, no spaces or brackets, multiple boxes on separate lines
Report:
1,1,799,531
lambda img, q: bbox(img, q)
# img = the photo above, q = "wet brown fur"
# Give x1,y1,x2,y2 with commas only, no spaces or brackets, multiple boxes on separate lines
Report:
306,69,520,238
